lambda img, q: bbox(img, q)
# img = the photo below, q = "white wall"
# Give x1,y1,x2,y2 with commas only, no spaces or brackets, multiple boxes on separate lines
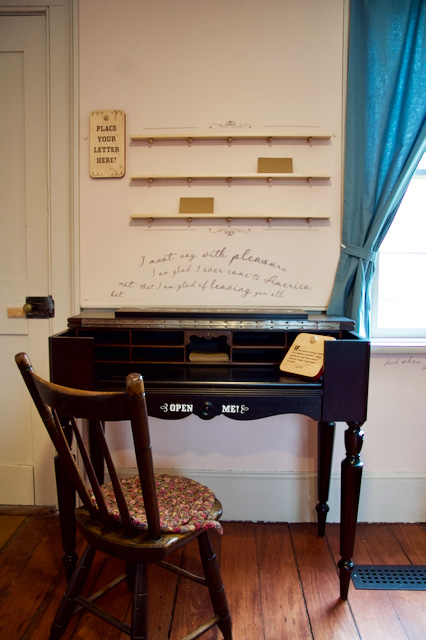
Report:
78,0,345,310
77,0,426,521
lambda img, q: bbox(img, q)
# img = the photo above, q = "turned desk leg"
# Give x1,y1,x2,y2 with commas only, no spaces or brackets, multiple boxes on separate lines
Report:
316,421,335,537
338,421,364,600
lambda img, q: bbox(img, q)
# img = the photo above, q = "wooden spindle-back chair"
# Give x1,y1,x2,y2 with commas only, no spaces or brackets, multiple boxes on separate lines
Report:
15,352,232,640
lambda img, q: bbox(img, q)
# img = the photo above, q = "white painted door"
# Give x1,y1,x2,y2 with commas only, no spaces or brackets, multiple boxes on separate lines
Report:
0,13,57,505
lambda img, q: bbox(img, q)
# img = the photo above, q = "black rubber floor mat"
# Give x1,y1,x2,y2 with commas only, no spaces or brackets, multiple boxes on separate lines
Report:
352,565,426,590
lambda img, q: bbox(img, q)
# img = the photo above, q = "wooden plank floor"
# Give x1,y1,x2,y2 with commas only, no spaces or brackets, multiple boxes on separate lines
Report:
0,513,424,639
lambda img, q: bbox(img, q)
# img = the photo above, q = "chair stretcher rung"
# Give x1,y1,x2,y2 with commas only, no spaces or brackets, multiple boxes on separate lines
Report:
181,615,221,640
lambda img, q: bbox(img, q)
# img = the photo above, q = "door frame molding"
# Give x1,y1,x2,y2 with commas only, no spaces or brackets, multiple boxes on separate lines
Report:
0,0,78,331
0,0,77,504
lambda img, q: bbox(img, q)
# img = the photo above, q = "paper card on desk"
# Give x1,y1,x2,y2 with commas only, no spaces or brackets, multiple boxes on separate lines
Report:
280,333,335,379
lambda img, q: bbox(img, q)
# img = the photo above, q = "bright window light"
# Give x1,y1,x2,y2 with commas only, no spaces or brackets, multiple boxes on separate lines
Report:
371,153,426,338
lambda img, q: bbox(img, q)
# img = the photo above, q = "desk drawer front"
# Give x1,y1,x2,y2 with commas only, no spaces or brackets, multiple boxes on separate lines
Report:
145,389,322,421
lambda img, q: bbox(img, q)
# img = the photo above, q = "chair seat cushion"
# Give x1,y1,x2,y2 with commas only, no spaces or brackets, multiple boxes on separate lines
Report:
94,474,223,534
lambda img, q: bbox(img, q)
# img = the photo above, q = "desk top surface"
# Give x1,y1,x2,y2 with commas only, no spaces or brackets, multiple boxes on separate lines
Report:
69,310,356,332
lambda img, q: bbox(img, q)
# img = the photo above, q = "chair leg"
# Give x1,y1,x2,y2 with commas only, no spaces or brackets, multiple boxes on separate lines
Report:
50,544,96,639
130,562,148,640
198,532,233,640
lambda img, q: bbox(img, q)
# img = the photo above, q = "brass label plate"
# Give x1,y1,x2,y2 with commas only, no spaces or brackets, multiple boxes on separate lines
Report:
179,197,214,214
258,157,293,173
89,110,126,178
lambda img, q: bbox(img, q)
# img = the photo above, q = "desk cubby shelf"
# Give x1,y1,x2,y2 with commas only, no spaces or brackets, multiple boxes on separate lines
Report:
60,325,348,370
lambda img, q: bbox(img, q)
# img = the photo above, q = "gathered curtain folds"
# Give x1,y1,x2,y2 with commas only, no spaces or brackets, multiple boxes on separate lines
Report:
327,0,426,336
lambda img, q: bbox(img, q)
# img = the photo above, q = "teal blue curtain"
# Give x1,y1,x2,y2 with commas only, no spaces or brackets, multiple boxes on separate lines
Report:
327,0,426,336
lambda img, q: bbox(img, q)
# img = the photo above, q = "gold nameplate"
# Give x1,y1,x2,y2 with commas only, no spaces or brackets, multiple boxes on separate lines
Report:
179,197,214,214
258,157,293,173
280,333,335,378
89,110,126,178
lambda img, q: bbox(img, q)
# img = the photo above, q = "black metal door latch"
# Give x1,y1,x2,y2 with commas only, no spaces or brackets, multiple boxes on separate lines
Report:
23,296,55,318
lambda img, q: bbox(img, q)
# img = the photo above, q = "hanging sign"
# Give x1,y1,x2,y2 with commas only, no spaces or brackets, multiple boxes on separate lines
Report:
89,110,126,178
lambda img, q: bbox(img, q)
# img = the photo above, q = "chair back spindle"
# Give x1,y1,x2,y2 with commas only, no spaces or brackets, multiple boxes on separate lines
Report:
128,375,161,539
15,352,161,539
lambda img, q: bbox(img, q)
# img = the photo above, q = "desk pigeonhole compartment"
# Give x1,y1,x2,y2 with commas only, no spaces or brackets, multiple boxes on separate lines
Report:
132,330,185,363
232,330,287,364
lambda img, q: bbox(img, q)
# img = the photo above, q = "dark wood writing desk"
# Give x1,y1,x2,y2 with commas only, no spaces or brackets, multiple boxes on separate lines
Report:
49,309,370,599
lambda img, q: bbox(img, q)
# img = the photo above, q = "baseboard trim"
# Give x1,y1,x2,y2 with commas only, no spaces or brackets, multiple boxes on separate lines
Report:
4,462,423,521
117,468,426,523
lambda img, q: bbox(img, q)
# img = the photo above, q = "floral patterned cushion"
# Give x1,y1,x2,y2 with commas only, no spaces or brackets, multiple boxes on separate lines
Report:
92,473,222,534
